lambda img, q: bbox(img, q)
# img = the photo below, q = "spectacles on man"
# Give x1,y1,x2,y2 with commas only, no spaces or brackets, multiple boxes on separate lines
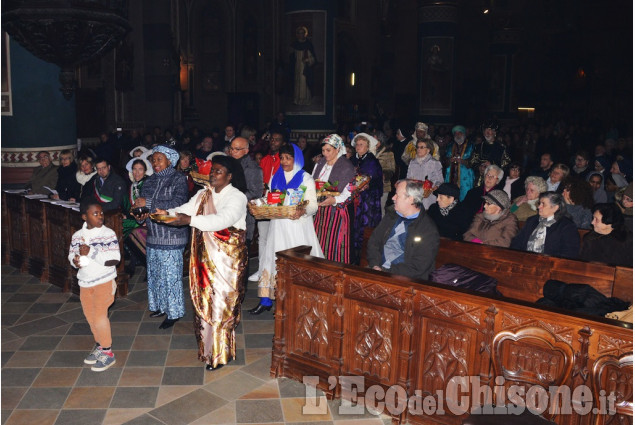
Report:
485,174,498,179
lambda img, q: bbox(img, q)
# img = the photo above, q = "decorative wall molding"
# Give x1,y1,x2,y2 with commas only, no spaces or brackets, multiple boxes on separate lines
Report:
1,145,77,167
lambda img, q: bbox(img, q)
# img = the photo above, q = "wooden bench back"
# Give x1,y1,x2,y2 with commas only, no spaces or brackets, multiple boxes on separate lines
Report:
360,226,632,304
435,237,628,302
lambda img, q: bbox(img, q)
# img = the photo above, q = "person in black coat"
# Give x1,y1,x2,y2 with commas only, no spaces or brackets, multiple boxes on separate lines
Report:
510,191,580,258
579,203,632,267
53,149,81,201
426,183,470,240
367,180,440,280
502,163,525,201
462,164,505,221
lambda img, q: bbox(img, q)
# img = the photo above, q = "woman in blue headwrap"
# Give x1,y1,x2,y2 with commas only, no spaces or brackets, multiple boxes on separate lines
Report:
249,143,323,314
133,145,189,329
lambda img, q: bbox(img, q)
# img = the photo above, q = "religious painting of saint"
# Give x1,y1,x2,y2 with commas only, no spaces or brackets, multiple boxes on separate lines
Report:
419,36,454,116
283,11,326,115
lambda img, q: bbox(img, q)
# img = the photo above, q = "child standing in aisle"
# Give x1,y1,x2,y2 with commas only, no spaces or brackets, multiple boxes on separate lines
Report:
68,200,121,372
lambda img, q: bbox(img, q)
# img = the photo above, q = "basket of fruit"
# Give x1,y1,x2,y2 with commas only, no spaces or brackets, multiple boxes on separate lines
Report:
247,199,308,220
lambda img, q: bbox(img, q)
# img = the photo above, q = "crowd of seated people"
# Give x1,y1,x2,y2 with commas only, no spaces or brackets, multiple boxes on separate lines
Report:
26,114,631,296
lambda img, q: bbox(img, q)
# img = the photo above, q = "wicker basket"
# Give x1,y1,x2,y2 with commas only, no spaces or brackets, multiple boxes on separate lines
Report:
248,200,308,220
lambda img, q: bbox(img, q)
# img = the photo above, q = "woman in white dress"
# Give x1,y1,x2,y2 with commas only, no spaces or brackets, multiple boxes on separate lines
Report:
250,143,324,314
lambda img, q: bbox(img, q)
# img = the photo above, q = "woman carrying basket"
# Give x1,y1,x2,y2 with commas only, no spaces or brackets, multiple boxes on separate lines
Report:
249,143,323,315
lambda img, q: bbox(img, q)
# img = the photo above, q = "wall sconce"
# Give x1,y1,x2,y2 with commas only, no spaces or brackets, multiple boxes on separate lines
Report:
350,72,355,87
180,61,188,91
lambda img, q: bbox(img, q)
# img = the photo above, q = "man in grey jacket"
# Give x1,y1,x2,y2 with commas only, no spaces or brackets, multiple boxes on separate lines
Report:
229,137,263,244
367,179,440,280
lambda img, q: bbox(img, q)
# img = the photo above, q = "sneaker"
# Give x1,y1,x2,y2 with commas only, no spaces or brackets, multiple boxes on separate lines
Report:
248,271,260,282
91,353,116,372
83,344,103,365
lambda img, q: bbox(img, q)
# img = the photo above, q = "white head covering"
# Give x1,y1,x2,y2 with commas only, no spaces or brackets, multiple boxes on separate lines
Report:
415,122,428,132
129,145,149,158
206,151,227,161
412,122,431,142
352,133,379,156
321,134,347,158
125,156,153,181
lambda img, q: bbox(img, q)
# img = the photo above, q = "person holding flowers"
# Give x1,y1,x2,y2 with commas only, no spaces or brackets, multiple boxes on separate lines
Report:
311,134,356,263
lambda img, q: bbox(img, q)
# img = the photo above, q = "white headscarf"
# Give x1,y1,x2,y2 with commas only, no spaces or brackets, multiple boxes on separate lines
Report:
322,134,347,158
125,156,153,181
352,133,379,156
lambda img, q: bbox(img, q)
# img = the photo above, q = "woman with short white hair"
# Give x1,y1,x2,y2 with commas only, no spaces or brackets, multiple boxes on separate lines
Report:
462,164,504,220
510,176,547,222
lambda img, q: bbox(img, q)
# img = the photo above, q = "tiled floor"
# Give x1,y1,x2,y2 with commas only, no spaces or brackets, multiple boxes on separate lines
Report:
1,262,391,425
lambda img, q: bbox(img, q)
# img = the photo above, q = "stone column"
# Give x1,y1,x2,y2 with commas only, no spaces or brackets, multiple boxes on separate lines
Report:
418,0,458,123
1,38,76,186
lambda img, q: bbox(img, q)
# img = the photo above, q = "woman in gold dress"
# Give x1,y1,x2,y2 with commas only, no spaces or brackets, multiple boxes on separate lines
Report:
157,155,248,370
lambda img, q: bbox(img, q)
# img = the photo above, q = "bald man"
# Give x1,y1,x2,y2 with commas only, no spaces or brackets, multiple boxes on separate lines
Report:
229,137,263,244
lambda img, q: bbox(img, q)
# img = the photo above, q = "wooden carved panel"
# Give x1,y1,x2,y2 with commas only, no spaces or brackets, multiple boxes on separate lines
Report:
592,354,633,425
598,335,633,357
288,263,336,293
292,289,330,361
347,304,395,382
418,293,480,326
347,279,404,309
501,312,574,345
493,328,574,389
419,320,473,394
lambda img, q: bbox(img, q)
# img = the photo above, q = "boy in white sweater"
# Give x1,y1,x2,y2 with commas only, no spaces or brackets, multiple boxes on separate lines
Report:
68,200,121,372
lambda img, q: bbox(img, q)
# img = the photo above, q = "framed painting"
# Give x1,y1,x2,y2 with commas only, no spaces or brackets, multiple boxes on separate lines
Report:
419,36,454,116
283,10,326,115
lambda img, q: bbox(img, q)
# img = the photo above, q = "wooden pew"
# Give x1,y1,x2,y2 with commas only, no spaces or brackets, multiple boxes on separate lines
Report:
361,227,632,304
435,237,632,303
518,220,590,244
272,246,633,425
2,193,129,296
25,197,50,281
4,192,29,272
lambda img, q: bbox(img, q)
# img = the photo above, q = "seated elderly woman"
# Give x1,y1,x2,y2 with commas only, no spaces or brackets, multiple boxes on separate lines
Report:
510,191,580,258
463,189,518,248
562,178,594,229
579,203,632,267
462,164,504,220
546,163,569,193
510,176,547,222
53,149,81,201
426,183,470,240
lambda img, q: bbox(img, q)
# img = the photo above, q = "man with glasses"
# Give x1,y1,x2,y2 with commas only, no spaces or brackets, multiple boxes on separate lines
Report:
82,158,125,212
229,137,263,245
25,151,59,195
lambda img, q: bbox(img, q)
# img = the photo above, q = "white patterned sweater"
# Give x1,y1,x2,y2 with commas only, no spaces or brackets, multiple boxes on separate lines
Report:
68,223,120,288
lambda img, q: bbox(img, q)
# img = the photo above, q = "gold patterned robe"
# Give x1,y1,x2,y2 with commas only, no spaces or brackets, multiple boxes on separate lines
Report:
188,188,247,368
